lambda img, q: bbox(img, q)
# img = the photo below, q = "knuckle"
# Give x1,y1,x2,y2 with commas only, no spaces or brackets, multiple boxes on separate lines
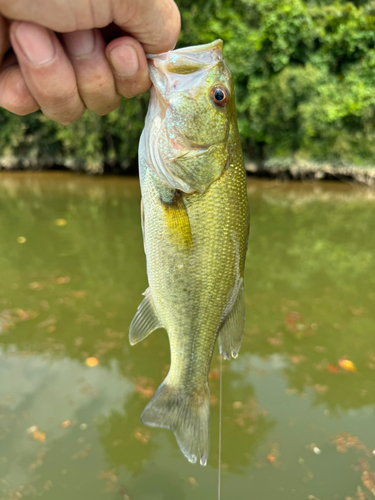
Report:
44,107,84,126
59,115,82,126
79,73,111,96
37,85,86,124
151,2,181,52
167,6,181,46
37,85,77,107
58,113,81,125
0,67,38,115
3,98,37,115
121,90,138,99
117,77,151,99
91,96,122,116
77,74,121,115
26,67,86,123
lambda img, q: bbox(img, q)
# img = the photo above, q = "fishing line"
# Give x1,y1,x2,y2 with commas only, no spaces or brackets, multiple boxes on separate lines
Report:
218,353,222,500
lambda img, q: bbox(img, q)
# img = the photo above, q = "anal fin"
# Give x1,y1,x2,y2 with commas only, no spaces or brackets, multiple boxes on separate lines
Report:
129,288,163,345
218,281,245,360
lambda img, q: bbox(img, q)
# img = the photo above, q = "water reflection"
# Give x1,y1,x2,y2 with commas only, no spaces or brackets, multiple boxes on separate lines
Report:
0,173,375,499
246,180,375,417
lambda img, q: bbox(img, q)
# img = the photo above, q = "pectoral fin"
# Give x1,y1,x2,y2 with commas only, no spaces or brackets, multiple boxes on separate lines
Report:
129,288,163,345
161,191,193,248
218,282,245,360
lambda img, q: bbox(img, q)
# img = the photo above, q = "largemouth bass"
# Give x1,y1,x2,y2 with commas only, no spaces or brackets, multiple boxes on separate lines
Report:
129,40,249,466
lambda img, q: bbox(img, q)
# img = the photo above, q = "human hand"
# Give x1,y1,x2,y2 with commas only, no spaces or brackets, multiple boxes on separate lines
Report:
0,0,180,124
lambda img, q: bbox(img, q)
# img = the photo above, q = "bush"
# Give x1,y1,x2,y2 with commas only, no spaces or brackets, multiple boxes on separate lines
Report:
2,0,375,171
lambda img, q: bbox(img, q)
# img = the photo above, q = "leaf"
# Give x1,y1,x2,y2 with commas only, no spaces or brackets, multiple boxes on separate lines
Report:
55,219,67,226
338,359,357,373
85,357,99,367
32,431,46,442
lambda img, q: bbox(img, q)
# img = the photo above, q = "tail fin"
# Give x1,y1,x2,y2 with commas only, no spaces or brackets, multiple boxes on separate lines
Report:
141,380,210,466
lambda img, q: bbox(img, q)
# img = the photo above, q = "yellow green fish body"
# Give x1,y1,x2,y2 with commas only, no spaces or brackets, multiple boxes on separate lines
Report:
130,40,249,465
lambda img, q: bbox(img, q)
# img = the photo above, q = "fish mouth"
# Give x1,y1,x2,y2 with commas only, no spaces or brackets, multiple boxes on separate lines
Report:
147,39,224,97
146,39,223,61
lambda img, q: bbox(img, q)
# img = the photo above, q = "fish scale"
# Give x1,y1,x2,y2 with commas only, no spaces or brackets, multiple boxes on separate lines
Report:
129,40,249,465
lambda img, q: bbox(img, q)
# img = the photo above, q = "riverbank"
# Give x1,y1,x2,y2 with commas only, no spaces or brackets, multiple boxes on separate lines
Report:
245,159,375,187
2,155,375,187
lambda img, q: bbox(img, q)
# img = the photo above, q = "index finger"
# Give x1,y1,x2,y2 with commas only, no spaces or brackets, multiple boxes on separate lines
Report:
0,0,181,54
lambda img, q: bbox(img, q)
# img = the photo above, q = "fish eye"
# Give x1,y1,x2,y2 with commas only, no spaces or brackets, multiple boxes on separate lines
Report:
210,85,228,107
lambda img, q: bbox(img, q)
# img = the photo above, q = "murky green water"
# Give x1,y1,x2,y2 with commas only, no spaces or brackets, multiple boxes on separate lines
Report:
1,172,375,500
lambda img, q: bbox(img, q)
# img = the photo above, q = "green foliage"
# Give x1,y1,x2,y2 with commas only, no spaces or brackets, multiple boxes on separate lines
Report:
0,95,148,172
181,0,375,164
2,0,375,170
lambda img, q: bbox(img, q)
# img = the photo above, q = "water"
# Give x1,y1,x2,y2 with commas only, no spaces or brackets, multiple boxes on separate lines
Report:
0,172,375,500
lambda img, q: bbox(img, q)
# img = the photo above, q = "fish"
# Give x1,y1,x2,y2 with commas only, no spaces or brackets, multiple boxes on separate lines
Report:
129,39,250,466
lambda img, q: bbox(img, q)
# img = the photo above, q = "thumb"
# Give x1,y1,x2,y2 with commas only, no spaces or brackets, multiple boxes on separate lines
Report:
113,0,181,54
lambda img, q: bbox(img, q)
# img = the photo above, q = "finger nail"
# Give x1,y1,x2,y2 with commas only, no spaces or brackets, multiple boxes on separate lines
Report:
64,30,95,57
14,22,55,65
109,44,139,77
